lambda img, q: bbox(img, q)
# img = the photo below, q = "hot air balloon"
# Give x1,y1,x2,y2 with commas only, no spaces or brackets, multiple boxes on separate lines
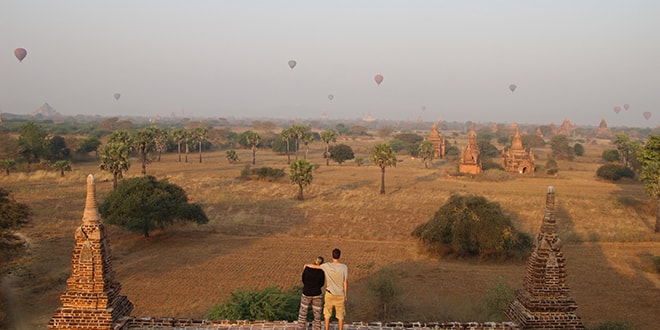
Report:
374,74,383,85
509,84,517,92
614,106,621,114
288,60,297,69
328,94,334,101
113,93,121,100
14,48,27,62
624,103,630,110
644,112,652,120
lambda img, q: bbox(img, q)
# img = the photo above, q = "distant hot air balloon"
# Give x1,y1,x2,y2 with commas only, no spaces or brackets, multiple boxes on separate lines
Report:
14,48,27,62
288,60,297,69
624,103,630,110
614,106,621,114
509,84,517,92
644,112,652,120
113,93,121,100
374,74,384,85
328,94,334,101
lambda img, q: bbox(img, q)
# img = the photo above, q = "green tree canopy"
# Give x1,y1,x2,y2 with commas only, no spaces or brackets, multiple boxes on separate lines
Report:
99,175,208,237
320,129,338,166
290,159,314,200
550,135,575,160
412,194,532,260
238,130,261,165
53,160,72,177
328,143,355,165
99,142,131,189
417,140,435,168
17,122,49,163
371,143,397,194
0,188,31,231
205,286,300,321
1,159,16,176
638,135,660,232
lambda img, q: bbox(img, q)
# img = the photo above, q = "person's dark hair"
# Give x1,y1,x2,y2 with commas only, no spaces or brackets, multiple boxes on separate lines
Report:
332,248,341,260
315,256,324,265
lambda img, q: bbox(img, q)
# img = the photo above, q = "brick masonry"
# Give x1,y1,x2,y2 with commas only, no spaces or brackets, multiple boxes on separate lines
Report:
48,178,582,330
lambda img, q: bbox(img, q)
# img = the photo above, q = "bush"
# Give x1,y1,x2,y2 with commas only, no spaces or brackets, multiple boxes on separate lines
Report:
650,256,660,273
366,268,403,320
596,163,636,181
573,143,585,156
205,286,301,321
602,149,621,162
240,165,286,181
545,159,558,175
328,144,355,164
412,194,532,260
482,276,515,321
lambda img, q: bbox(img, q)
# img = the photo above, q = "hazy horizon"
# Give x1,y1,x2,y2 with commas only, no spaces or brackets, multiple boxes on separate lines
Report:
2,1,659,128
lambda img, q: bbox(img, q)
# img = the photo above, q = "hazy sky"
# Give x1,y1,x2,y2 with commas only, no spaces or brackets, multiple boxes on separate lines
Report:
1,1,659,127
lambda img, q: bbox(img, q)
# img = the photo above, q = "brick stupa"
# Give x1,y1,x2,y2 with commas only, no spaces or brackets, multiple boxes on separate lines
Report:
505,186,584,329
48,174,133,329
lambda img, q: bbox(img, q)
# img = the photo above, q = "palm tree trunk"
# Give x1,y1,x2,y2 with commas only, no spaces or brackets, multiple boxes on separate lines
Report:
199,142,203,163
252,146,256,165
285,140,291,164
185,143,189,163
380,167,386,194
177,143,182,162
298,184,304,200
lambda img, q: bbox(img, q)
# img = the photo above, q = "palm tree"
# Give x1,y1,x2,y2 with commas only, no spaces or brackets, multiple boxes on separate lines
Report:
290,159,314,200
171,128,186,162
193,127,209,163
0,159,16,176
99,142,131,189
245,131,261,165
134,129,155,175
320,130,338,166
280,127,294,164
290,124,310,160
371,143,397,194
417,140,435,168
147,126,169,162
53,160,72,177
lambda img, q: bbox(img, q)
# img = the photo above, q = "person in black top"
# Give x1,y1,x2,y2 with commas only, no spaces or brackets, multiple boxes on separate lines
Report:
297,256,325,330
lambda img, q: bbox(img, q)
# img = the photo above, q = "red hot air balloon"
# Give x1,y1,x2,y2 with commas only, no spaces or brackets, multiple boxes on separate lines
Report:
614,106,621,114
14,48,27,62
374,74,383,85
624,103,630,110
644,112,652,120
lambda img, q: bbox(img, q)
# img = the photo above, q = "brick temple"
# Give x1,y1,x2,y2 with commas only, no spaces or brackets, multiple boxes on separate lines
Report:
501,123,535,174
505,186,584,329
47,178,583,329
427,122,446,159
47,175,133,329
459,125,482,175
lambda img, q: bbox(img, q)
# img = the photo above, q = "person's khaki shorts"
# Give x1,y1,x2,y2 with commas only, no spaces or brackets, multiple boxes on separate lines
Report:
323,293,345,320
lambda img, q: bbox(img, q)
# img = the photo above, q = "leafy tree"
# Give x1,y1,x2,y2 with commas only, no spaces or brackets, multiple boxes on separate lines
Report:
0,188,31,231
17,122,48,163
573,143,585,156
99,142,131,189
53,160,72,177
205,286,300,321
171,128,186,162
238,130,261,165
225,149,240,163
371,143,397,194
108,130,133,146
328,144,354,165
545,159,558,175
389,133,423,155
320,130,338,165
521,134,546,148
596,163,635,181
612,133,643,172
45,135,71,161
637,135,660,232
376,126,395,139
335,123,350,136
417,140,435,168
289,124,311,160
477,139,500,158
349,125,369,137
133,128,155,175
1,159,16,176
99,175,208,237
192,126,209,163
412,194,532,259
550,135,575,160
602,149,621,162
290,159,314,200
76,136,102,156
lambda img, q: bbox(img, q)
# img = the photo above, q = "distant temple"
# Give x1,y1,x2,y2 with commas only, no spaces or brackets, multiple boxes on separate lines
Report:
427,122,446,159
459,125,482,175
595,117,612,138
501,123,535,174
555,118,576,136
506,186,584,329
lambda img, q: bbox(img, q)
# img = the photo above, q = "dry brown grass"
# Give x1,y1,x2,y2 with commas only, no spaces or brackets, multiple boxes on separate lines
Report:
1,138,660,329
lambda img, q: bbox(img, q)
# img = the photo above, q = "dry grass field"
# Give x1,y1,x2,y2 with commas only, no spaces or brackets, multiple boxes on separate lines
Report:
2,136,660,329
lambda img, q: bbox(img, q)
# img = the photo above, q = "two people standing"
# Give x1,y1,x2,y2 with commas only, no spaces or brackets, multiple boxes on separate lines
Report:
298,248,348,330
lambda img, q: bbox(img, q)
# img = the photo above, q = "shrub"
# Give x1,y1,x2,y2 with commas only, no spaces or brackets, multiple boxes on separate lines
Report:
596,163,636,181
328,144,355,164
205,286,300,321
602,149,621,162
412,194,532,260
545,159,558,175
225,149,240,163
366,268,403,320
650,256,660,273
482,276,515,321
573,143,585,156
240,165,286,181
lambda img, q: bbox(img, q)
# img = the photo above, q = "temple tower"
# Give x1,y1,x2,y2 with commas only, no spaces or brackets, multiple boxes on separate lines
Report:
48,174,133,329
427,122,446,159
459,125,482,174
505,186,584,329
501,124,535,174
